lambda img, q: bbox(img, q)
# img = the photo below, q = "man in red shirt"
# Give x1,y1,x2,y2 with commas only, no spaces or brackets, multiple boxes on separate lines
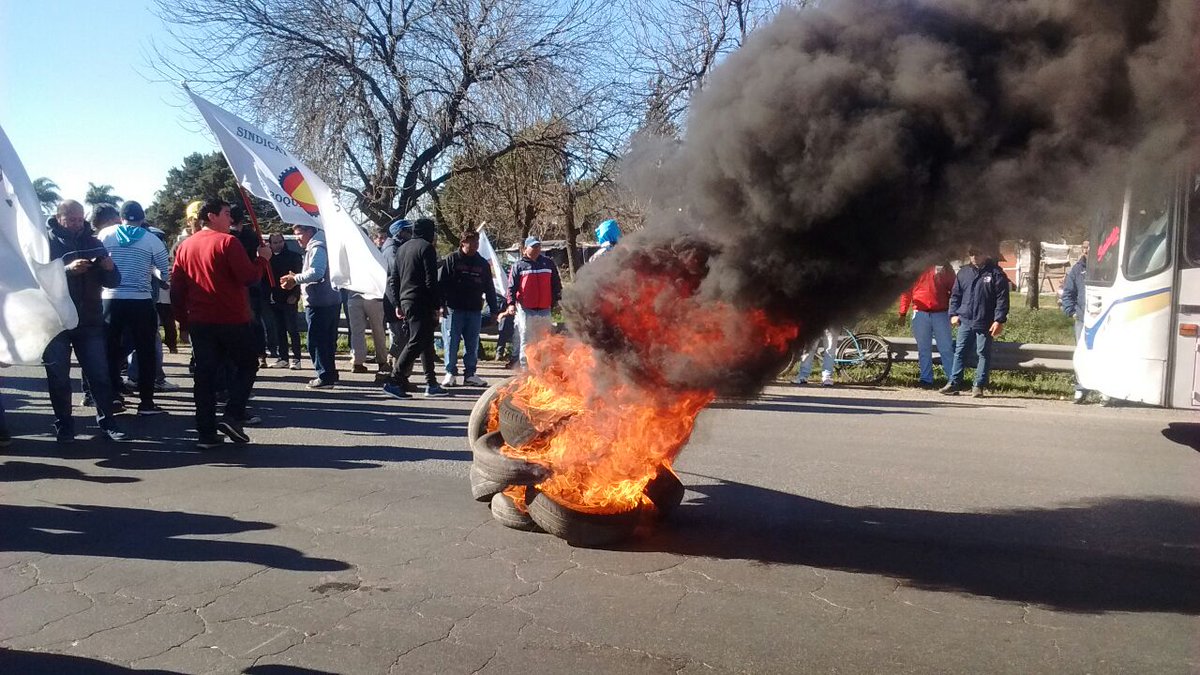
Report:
898,263,956,388
171,199,272,448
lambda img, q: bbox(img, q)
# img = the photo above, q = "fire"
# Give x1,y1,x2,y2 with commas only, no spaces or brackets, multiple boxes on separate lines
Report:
488,300,798,515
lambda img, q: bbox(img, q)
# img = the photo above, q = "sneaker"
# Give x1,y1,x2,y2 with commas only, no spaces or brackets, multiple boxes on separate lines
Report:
154,380,181,392
122,379,137,394
916,381,935,390
259,357,268,368
939,383,960,396
821,378,834,387
307,378,335,389
197,435,224,450
290,359,303,370
971,386,984,398
352,364,370,374
792,377,808,386
240,413,263,426
441,373,458,387
1073,390,1086,404
424,384,450,398
111,398,126,413
217,420,250,444
373,371,392,383
382,383,411,399
101,427,130,442
137,403,168,416
463,375,488,387
271,358,289,369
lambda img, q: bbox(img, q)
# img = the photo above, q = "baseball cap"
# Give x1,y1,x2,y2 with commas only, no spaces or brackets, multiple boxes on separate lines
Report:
388,218,413,238
120,201,145,222
524,236,541,248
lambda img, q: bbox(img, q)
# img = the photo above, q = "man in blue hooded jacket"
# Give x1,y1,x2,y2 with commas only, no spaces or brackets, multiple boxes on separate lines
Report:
1061,241,1089,403
589,219,621,263
941,246,1010,397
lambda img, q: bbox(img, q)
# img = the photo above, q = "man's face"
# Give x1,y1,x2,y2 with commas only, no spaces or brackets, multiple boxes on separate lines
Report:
207,206,233,233
461,238,479,256
269,234,286,253
967,250,981,267
525,244,541,259
1081,240,1090,258
59,205,86,233
293,226,313,247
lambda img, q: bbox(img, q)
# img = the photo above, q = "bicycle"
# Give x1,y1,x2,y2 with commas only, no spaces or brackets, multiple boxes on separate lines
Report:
778,328,893,385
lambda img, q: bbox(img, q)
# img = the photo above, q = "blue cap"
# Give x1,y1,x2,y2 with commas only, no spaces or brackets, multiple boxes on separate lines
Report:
389,218,413,238
524,236,541,248
595,219,620,246
120,201,145,222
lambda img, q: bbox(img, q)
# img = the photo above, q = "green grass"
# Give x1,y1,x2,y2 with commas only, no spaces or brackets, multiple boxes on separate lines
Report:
855,293,1075,345
883,362,1074,399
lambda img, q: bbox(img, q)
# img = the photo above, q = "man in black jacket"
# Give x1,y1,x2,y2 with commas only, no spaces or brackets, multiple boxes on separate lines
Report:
42,200,128,443
940,245,1010,398
383,218,448,398
438,230,500,388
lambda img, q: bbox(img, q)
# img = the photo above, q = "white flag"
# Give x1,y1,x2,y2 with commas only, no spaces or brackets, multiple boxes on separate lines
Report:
0,124,78,365
186,88,387,298
477,225,508,299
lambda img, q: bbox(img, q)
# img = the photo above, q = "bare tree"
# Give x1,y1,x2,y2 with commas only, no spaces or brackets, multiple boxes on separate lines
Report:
153,0,619,226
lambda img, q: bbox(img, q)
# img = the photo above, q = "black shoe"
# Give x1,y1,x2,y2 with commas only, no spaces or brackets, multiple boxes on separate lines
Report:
382,383,411,399
82,394,94,407
352,364,370,374
916,381,935,390
197,435,224,450
217,420,250,444
938,383,960,396
241,413,263,426
56,431,75,444
424,384,450,397
137,403,168,416
102,427,131,442
111,399,126,413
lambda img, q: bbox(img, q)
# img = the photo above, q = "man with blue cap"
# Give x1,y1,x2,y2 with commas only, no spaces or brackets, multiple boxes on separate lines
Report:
589,218,621,262
503,236,561,367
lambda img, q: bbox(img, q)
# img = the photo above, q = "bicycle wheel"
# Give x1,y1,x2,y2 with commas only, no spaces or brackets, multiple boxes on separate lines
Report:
835,333,892,385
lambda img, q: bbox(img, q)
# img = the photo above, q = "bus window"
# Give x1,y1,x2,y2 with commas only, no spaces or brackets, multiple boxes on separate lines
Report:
1123,182,1172,280
1089,199,1122,286
1185,173,1200,268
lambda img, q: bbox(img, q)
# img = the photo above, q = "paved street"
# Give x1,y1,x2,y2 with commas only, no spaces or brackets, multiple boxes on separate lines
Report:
1,352,1198,674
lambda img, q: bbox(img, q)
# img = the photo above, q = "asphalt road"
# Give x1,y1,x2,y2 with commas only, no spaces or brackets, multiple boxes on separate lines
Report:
1,352,1197,674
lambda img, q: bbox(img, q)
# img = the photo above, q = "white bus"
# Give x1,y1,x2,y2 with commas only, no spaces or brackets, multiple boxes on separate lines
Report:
1074,170,1200,408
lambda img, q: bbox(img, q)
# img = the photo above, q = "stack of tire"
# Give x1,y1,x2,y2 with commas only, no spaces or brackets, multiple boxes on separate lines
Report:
468,379,686,547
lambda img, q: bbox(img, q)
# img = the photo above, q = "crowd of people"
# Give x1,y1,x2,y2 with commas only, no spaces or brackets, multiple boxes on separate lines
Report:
0,196,576,449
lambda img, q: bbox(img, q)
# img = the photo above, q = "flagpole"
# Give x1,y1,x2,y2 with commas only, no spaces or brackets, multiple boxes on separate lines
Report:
239,186,275,286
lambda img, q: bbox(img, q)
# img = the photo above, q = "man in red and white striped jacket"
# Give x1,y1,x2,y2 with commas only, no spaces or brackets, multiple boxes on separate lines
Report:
503,237,561,368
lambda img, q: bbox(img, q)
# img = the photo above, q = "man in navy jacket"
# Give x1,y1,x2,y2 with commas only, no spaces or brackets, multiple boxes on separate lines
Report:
1061,241,1089,403
940,246,1010,397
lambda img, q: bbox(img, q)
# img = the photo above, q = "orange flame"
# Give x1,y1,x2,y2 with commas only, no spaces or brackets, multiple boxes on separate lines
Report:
489,301,798,515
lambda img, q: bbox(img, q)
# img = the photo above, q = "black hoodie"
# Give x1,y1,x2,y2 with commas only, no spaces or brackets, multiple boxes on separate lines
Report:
46,216,120,328
386,219,440,310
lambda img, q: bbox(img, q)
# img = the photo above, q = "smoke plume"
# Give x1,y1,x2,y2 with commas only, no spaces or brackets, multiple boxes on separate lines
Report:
565,0,1198,396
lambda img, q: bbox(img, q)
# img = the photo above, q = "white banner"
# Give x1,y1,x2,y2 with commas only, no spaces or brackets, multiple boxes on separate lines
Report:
477,225,508,299
185,88,387,298
0,124,78,364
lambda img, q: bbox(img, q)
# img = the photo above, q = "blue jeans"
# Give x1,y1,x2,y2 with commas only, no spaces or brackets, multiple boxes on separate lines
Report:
43,326,117,435
949,327,993,388
306,303,341,384
269,302,302,360
442,309,482,377
911,310,954,384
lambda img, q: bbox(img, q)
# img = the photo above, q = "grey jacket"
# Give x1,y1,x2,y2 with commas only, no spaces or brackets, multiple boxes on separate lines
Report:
294,231,340,307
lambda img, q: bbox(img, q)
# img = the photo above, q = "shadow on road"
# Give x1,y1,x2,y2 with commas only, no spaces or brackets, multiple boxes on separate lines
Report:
1161,422,1200,452
0,503,349,571
0,460,139,484
627,476,1200,615
713,389,1022,414
0,648,180,674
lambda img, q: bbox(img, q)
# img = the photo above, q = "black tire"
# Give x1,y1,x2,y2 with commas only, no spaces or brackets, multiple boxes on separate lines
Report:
467,380,509,446
490,491,540,531
470,465,506,502
526,491,640,547
497,394,539,447
472,430,550,486
835,333,892,385
643,466,685,518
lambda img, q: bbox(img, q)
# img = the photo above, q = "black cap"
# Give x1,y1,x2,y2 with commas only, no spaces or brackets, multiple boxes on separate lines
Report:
120,201,145,222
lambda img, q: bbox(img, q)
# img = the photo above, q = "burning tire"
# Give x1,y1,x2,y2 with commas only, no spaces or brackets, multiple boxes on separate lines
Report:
490,490,540,531
468,379,509,445
497,394,540,447
472,431,550,486
643,466,685,518
526,491,641,547
470,465,506,502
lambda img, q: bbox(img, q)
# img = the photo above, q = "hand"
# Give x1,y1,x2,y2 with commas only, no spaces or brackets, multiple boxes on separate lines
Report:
950,315,960,327
97,256,115,271
395,309,405,320
279,274,297,290
989,321,1003,338
258,244,272,259
65,258,92,274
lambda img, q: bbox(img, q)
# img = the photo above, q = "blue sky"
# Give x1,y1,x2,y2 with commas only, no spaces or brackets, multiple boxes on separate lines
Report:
0,0,208,208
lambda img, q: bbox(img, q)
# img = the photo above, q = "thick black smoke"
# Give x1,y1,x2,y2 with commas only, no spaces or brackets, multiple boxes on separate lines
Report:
565,0,1198,396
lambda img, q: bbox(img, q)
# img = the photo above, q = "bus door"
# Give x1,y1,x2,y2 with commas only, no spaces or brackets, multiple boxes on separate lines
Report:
1171,172,1200,408
1078,178,1176,406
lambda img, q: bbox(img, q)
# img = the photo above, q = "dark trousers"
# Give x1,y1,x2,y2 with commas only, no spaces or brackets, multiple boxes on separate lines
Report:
157,303,177,352
248,287,269,357
43,326,117,435
269,302,302,360
104,298,158,406
306,303,341,384
189,322,258,436
392,302,437,386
